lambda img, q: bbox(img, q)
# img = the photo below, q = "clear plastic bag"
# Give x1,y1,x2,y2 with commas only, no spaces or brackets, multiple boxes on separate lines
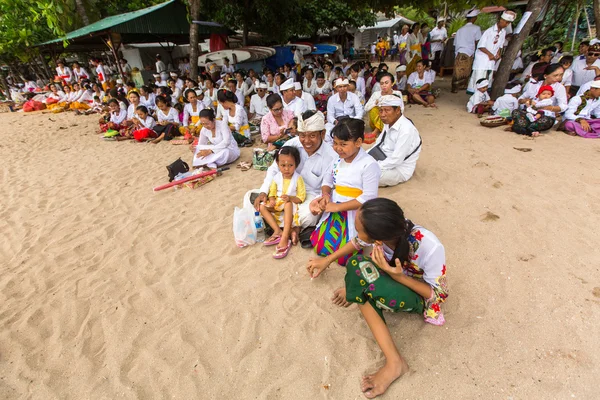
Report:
233,204,257,248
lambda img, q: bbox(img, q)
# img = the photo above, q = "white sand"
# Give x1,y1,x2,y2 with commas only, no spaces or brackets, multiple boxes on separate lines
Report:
1,79,599,399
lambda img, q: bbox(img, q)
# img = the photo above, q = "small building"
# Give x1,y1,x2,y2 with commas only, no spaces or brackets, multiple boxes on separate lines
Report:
353,16,414,49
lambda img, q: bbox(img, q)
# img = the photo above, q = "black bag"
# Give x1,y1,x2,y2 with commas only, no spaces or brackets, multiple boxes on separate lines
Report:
166,158,189,182
368,128,422,162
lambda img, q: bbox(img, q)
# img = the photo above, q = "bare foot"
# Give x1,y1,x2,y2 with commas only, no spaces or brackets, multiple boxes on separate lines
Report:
361,359,409,398
291,229,299,246
331,287,351,307
531,131,540,137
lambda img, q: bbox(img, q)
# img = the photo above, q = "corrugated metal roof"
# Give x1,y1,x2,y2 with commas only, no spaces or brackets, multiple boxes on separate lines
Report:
40,1,177,45
359,17,415,31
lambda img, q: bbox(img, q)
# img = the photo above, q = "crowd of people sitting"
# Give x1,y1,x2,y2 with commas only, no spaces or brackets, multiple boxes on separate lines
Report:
6,7,600,396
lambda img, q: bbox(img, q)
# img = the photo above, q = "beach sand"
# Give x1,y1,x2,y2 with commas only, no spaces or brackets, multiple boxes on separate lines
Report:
1,79,599,399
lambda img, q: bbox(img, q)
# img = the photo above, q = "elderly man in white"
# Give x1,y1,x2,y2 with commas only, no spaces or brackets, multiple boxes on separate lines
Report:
251,111,338,234
294,82,316,111
249,82,269,124
467,11,515,94
280,78,307,118
325,78,364,143
367,95,422,187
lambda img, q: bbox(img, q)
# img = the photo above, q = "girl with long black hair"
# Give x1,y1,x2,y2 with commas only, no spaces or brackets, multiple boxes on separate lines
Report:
307,197,448,398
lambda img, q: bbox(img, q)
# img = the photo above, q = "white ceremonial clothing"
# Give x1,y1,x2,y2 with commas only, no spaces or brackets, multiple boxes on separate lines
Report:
282,96,307,118
325,92,364,143
370,115,421,186
156,107,179,124
301,92,316,111
354,76,366,97
193,120,240,168
303,79,317,95
468,24,506,93
221,64,235,74
570,58,600,88
454,23,482,57
467,90,490,113
156,60,166,74
562,69,573,87
492,94,519,115
257,138,338,228
140,93,156,112
564,96,600,121
183,101,205,126
576,80,596,96
407,72,434,89
314,81,332,95
249,94,268,118
317,148,381,238
518,81,568,113
223,104,250,138
429,27,448,54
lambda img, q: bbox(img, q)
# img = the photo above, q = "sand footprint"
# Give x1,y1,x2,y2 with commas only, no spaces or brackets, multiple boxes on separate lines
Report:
481,211,499,222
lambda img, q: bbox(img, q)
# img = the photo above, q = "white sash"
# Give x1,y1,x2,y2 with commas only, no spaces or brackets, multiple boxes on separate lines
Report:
274,172,299,198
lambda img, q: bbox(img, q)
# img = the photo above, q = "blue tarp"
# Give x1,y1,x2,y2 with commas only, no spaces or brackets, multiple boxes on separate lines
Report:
265,46,294,70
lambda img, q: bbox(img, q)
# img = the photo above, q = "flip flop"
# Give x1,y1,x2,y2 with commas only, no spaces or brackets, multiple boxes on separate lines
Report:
299,227,315,249
273,240,291,259
264,235,281,246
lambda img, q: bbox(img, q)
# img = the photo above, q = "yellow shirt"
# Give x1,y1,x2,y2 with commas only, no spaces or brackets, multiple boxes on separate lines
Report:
269,176,306,202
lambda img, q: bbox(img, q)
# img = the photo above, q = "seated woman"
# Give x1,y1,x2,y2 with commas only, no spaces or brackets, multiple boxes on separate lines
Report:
99,99,127,133
260,93,295,146
406,60,436,107
364,72,403,139
118,91,143,137
139,85,156,114
44,84,66,109
563,81,600,138
310,118,380,266
218,89,252,147
313,72,333,113
511,64,568,136
192,108,240,169
307,197,448,398
151,95,180,144
179,89,206,139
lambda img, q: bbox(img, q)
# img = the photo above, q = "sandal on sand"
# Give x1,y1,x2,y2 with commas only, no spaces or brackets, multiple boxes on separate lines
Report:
273,240,291,259
171,139,191,145
299,227,315,249
264,234,281,246
237,161,252,171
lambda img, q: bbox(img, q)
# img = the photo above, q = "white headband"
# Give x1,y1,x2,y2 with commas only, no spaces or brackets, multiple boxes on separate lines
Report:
476,80,490,89
280,78,295,91
298,111,325,132
334,78,349,87
377,94,404,111
294,82,302,90
505,85,521,94
501,11,515,22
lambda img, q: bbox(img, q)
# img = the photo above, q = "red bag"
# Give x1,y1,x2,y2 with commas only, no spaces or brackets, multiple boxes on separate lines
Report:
133,128,157,142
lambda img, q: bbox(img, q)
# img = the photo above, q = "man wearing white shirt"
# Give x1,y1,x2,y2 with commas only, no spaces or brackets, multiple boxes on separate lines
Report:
170,71,185,90
367,95,421,187
294,82,316,111
569,43,600,96
430,17,448,74
563,80,600,137
252,111,338,229
221,57,235,74
341,59,350,76
576,76,600,96
280,78,307,117
155,54,168,81
325,78,364,143
249,83,269,124
452,9,482,92
467,11,514,94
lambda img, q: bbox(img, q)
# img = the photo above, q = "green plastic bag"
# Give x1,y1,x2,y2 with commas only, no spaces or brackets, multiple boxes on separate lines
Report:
252,148,276,171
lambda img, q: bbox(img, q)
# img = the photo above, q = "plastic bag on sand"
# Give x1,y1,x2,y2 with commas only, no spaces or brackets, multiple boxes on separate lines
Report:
233,204,257,248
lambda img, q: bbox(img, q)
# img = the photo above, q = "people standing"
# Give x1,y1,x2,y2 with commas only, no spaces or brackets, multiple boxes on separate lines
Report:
466,11,515,94
452,10,481,93
429,17,448,74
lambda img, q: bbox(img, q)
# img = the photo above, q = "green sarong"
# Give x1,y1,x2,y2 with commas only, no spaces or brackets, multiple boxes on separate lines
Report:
345,254,424,321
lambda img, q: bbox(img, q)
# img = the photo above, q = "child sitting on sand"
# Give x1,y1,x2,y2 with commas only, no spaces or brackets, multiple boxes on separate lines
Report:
129,106,157,142
260,146,306,259
99,99,127,132
467,78,494,116
525,85,555,122
492,83,521,117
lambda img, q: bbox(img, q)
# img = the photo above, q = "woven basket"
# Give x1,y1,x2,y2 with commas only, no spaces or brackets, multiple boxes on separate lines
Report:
480,116,506,128
0,102,15,113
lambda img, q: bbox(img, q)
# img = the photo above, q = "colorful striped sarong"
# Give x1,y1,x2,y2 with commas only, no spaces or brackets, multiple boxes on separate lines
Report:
452,53,473,92
310,211,357,266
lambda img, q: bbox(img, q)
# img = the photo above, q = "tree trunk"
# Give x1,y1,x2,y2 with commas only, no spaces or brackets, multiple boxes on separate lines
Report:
0,74,11,101
242,0,249,46
593,0,600,38
490,0,547,100
75,0,90,26
189,0,201,80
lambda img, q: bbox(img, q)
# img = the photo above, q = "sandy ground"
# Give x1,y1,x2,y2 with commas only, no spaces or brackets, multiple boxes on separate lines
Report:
1,77,600,400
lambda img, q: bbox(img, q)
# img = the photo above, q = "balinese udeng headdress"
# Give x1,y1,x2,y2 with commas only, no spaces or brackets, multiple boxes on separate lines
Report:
298,111,325,132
